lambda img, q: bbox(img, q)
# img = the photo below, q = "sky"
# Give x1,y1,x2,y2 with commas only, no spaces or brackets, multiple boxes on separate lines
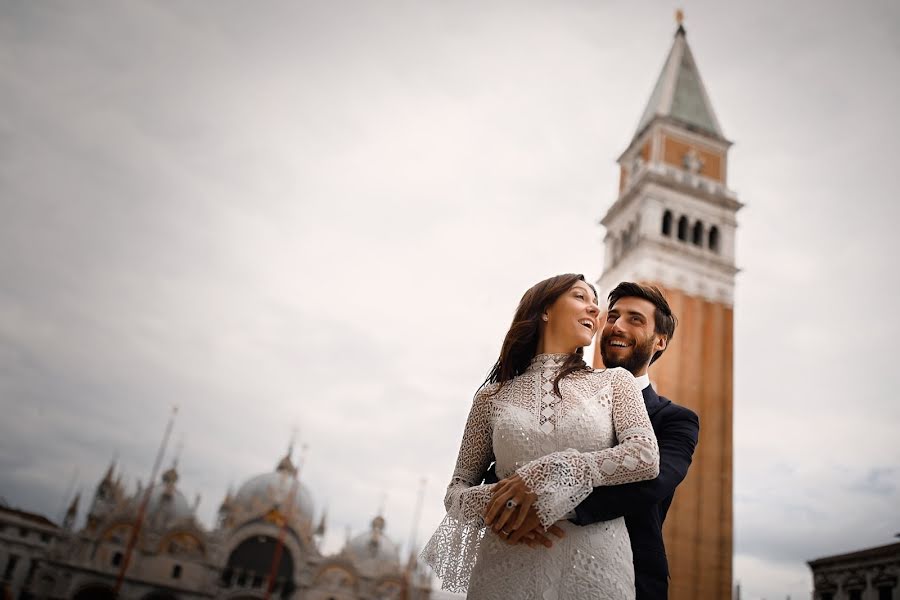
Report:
1,1,899,599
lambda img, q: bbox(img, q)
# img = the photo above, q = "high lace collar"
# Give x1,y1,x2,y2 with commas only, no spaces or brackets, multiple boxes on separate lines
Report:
527,353,571,371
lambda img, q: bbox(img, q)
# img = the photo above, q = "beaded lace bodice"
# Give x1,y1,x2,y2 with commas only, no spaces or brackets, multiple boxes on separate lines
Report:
421,355,659,595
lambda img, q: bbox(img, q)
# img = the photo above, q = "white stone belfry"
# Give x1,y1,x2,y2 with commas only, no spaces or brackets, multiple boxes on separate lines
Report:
598,22,742,306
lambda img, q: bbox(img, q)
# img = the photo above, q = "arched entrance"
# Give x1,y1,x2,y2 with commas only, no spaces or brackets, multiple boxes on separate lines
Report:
72,583,117,600
141,592,179,600
221,535,295,599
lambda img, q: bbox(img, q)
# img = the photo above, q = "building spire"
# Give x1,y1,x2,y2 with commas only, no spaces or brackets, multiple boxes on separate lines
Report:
276,428,301,476
314,508,327,537
632,17,725,141
102,457,116,485
63,492,80,531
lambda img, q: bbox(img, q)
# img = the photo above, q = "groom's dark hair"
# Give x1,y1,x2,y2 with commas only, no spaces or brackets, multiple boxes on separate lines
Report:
607,282,677,365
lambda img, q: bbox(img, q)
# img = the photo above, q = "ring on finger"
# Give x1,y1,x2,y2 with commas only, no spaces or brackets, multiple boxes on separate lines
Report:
505,499,518,510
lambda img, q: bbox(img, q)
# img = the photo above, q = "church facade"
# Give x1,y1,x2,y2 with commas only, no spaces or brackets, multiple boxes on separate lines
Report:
0,451,430,600
593,21,740,600
808,542,900,600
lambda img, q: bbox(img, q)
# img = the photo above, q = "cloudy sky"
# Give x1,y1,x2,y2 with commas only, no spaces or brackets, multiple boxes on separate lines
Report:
1,1,899,598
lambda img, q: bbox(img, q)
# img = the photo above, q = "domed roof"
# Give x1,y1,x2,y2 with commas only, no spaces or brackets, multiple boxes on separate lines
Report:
144,466,194,523
343,515,401,575
231,453,315,524
146,486,193,522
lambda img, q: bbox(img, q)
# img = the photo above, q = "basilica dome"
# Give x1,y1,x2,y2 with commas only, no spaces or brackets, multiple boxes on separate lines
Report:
146,485,193,522
230,453,315,524
143,465,194,523
342,515,401,576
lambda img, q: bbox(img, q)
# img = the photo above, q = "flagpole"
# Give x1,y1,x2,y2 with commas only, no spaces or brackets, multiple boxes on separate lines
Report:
264,443,307,600
113,406,178,594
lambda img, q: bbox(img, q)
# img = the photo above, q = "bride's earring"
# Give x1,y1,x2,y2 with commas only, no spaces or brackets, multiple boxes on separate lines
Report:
542,314,549,322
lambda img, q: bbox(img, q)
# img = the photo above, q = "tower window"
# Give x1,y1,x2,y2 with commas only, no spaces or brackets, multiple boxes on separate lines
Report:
662,210,673,236
692,221,704,246
172,564,182,579
111,552,123,567
677,216,688,241
709,226,720,253
3,554,18,581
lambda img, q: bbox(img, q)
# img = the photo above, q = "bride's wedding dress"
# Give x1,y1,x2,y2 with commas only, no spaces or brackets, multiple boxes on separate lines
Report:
422,354,659,599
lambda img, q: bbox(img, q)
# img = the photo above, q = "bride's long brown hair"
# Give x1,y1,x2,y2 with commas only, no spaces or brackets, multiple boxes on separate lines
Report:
482,273,596,396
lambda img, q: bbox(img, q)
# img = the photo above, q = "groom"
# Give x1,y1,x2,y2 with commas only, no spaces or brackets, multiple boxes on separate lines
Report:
485,282,699,600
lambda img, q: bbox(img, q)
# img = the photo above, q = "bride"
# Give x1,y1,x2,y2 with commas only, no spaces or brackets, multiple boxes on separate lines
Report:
421,274,659,599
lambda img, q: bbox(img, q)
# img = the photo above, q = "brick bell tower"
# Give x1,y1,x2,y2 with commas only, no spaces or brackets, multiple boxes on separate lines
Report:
593,17,741,600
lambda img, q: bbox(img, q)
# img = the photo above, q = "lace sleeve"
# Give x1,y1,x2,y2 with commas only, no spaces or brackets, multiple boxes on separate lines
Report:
516,367,659,529
420,386,497,593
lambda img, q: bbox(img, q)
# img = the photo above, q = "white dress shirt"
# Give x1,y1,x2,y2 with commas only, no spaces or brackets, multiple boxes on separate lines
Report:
634,373,651,391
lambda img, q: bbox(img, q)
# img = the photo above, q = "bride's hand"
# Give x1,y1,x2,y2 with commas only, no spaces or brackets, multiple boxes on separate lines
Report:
484,474,537,534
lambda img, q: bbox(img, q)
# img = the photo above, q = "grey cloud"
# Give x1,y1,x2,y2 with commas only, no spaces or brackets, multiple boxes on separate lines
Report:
2,3,900,600
846,468,899,497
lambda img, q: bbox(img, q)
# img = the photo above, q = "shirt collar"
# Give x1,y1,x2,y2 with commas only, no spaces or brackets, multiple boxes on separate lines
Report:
634,373,651,390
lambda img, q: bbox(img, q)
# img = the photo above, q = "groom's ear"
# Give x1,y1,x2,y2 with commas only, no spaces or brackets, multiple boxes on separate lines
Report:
656,335,668,352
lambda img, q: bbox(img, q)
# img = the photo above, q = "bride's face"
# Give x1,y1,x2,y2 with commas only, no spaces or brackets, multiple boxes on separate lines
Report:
540,281,600,353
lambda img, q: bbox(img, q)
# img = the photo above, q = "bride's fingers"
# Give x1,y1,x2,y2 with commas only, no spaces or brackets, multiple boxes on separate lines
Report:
496,492,530,532
484,488,515,525
490,500,517,532
510,495,534,530
488,478,511,500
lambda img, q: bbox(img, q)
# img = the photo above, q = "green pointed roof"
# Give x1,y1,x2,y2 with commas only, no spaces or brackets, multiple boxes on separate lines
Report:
634,25,724,139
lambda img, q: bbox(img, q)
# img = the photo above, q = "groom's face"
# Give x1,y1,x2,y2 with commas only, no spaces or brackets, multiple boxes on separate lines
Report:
599,296,660,377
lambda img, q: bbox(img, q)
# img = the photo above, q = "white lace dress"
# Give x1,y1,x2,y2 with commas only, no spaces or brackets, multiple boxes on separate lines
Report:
421,354,659,599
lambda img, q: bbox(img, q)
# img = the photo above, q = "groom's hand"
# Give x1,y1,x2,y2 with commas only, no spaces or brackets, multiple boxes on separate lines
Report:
506,506,565,548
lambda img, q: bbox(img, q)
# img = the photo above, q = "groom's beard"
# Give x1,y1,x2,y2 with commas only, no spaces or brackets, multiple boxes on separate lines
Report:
600,331,656,375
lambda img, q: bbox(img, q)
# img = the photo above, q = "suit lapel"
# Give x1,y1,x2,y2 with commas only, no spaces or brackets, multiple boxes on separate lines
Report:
641,384,668,418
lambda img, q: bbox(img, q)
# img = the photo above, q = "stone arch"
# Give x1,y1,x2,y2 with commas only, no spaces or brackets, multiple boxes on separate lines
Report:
610,235,620,264
141,592,179,600
677,215,689,241
662,210,673,236
374,576,404,600
101,522,134,545
692,220,704,246
158,531,206,558
709,225,720,252
72,583,117,600
309,563,360,600
221,532,296,598
628,220,638,247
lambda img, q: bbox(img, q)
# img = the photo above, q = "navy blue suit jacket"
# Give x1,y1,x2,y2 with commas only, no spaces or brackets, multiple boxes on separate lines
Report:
483,384,699,600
